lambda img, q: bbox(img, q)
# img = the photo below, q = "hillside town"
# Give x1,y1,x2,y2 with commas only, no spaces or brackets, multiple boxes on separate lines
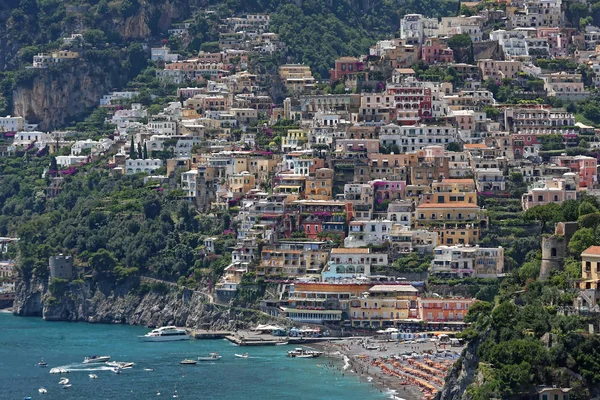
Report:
3,4,600,333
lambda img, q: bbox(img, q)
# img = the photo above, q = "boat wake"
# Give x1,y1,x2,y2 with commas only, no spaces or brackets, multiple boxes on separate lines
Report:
384,388,406,400
51,364,115,373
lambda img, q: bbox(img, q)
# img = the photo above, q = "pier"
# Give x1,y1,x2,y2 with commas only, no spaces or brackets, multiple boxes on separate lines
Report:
188,329,232,339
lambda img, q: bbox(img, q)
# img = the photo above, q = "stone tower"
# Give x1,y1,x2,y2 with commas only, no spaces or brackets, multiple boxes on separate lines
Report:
539,222,578,280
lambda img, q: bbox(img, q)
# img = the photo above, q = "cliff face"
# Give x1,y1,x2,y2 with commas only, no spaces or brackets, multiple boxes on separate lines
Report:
436,332,488,400
13,277,262,330
12,61,122,130
114,0,196,39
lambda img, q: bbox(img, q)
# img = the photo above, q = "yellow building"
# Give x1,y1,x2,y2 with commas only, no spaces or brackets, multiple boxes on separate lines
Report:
228,171,255,198
349,285,420,329
279,64,315,93
422,179,477,205
415,203,487,245
580,246,600,290
281,129,308,152
258,244,329,277
305,168,333,200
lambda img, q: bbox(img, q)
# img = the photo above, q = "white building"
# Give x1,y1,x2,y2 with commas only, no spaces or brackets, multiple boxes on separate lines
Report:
147,118,177,136
99,91,138,106
321,248,388,280
430,245,504,278
400,14,438,45
379,123,457,152
0,116,25,132
344,220,394,248
125,159,163,175
55,155,87,167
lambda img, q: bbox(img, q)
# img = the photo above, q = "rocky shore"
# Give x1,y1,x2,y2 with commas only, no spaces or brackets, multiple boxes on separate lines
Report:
12,277,283,330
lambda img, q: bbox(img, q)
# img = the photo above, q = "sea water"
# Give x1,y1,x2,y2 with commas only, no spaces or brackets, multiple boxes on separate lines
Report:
0,312,391,400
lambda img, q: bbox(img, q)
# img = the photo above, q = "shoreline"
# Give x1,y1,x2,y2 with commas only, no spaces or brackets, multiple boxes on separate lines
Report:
312,341,426,400
312,338,461,400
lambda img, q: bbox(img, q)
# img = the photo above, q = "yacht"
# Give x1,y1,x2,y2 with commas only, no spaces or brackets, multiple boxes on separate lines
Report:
139,326,190,342
197,352,222,361
82,355,111,364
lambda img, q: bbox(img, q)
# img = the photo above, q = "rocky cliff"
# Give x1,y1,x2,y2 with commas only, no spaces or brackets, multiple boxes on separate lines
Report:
13,277,272,330
436,331,488,400
12,60,123,130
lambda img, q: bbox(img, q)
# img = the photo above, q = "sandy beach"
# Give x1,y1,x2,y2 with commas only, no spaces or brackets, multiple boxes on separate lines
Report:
314,338,463,400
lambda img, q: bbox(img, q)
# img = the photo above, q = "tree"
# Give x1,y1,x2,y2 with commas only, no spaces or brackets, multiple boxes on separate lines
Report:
568,228,596,256
49,156,58,172
579,201,599,217
446,142,461,152
129,136,136,159
524,203,562,232
83,29,107,47
89,249,117,275
143,143,148,160
137,143,143,160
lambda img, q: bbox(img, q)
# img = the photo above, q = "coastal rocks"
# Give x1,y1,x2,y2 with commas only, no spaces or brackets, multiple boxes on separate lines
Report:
13,276,269,330
436,331,488,400
114,0,192,39
12,278,46,317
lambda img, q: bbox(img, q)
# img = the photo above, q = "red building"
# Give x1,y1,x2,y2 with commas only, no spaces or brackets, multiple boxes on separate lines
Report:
421,38,454,65
387,79,433,121
329,57,365,82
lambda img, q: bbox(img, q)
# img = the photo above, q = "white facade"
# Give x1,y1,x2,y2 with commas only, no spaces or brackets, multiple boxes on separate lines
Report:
100,91,137,106
379,123,456,152
400,14,438,45
147,119,177,136
344,220,394,248
125,159,163,175
430,245,504,278
56,155,87,167
0,116,25,132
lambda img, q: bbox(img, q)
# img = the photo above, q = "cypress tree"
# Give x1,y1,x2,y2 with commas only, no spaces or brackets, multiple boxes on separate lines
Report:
129,136,136,159
143,142,148,159
137,143,143,160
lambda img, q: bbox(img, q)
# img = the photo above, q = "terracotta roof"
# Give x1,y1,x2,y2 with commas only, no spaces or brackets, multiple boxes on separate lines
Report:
331,248,370,254
582,246,600,256
464,143,489,149
440,179,474,184
416,203,480,208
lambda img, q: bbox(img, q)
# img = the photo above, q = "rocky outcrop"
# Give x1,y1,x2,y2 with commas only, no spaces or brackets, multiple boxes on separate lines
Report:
13,277,276,330
114,0,196,39
12,60,123,130
436,331,489,400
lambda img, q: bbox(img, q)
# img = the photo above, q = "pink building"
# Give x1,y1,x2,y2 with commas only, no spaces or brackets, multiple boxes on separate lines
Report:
553,155,597,188
537,28,568,58
521,174,578,211
421,38,454,64
371,180,407,202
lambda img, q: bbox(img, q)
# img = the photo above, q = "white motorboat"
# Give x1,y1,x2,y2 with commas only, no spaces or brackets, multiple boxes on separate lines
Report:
58,378,69,385
106,361,134,369
38,388,47,394
197,352,222,361
287,348,322,358
83,355,111,364
49,367,68,374
180,359,197,365
89,374,98,379
235,353,248,359
139,326,190,342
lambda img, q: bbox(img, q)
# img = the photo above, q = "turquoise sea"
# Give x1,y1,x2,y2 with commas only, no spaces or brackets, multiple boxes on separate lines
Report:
0,312,392,400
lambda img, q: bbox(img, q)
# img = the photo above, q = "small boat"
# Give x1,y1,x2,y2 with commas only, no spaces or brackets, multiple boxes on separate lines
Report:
38,388,47,394
58,378,69,385
144,368,154,372
38,358,48,367
83,355,111,364
180,359,197,365
107,361,134,369
24,397,32,400
62,384,72,389
275,342,288,346
287,348,322,358
197,352,222,361
235,353,249,359
49,367,68,374
89,374,98,379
